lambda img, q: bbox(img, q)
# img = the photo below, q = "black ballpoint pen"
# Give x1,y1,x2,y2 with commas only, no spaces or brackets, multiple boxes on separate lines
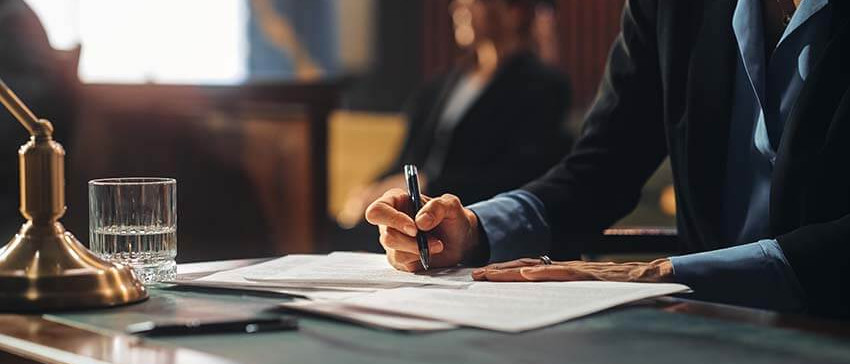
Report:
403,165,430,270
126,317,298,337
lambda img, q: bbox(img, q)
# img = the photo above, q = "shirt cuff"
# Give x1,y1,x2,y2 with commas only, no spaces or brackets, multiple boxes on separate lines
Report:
467,190,551,263
670,239,805,312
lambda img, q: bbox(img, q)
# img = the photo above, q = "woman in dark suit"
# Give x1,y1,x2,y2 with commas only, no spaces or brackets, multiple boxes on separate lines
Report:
338,0,572,228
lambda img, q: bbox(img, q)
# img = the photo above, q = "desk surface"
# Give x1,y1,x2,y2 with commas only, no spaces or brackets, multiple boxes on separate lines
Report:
1,259,849,364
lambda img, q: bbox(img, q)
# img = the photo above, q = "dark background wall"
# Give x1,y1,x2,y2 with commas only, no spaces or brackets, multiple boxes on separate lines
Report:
341,0,423,112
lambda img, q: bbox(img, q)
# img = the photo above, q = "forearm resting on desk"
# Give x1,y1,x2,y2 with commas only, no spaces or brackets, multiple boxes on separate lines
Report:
467,190,805,311
472,258,674,282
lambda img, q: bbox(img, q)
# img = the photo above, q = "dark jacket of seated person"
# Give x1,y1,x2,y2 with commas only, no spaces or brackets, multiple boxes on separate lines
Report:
382,51,572,205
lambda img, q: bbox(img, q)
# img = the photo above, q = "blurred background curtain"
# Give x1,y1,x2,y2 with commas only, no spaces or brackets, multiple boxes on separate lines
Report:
248,0,340,81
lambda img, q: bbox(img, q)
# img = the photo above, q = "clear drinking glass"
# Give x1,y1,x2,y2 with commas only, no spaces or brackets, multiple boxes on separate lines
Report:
89,178,177,284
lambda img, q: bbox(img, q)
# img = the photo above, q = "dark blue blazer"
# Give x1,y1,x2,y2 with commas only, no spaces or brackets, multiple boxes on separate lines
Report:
524,0,850,319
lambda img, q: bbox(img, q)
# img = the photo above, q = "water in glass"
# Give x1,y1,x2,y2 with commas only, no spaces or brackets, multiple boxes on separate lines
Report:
89,178,177,284
90,225,177,283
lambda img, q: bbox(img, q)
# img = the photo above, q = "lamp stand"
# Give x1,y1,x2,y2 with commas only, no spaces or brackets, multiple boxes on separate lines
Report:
0,78,147,311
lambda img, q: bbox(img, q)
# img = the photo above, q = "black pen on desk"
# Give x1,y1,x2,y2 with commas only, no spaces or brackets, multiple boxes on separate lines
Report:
403,165,430,270
126,317,298,337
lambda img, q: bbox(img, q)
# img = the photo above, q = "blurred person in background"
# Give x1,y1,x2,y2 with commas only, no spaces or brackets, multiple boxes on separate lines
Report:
0,0,70,240
338,0,573,231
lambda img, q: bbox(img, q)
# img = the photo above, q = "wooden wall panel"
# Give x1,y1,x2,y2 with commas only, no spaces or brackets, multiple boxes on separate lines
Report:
422,0,455,81
66,83,339,262
557,0,625,108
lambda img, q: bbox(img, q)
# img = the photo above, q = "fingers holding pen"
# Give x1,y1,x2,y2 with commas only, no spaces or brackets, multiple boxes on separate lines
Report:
415,194,464,231
365,189,417,236
366,189,435,235
379,225,444,255
387,250,425,272
366,185,451,271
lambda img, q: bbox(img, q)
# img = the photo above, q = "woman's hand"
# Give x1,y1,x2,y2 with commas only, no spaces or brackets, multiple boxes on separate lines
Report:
472,258,675,283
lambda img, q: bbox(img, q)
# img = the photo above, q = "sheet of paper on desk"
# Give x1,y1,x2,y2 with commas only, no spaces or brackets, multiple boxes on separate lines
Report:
340,281,691,333
198,254,319,278
173,280,374,301
173,255,377,300
243,252,473,288
281,300,458,332
192,254,319,285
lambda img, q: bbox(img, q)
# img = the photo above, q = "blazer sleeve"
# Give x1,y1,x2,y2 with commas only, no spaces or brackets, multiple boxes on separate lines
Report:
522,0,669,242
777,215,850,318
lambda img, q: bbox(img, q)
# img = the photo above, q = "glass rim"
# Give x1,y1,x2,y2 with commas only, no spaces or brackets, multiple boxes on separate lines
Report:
89,177,176,186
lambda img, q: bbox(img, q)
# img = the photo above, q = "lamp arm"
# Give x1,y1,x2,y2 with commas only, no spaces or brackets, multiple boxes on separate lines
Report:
0,76,53,138
0,75,148,311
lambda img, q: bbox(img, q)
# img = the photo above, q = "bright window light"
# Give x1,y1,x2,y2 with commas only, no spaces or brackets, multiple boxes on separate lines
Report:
25,0,248,85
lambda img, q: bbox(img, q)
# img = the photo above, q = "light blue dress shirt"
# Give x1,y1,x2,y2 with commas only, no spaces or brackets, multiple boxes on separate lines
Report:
468,0,830,312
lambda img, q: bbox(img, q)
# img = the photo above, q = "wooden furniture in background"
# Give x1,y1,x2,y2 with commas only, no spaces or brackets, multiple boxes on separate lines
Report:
327,111,407,217
66,83,340,262
557,0,626,107
421,0,455,82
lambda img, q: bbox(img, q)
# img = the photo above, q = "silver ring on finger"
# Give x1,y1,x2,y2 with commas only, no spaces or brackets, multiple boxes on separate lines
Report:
539,255,552,266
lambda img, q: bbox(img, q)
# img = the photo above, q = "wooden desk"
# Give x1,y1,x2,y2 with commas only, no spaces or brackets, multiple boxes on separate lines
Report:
1,259,848,364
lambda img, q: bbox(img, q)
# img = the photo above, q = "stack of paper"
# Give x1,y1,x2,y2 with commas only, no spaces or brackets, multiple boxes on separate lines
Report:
172,253,468,331
328,281,690,332
174,252,690,333
281,300,458,331
243,252,472,288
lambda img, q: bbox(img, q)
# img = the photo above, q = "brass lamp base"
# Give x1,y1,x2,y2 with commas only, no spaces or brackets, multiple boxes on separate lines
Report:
0,222,148,311
0,77,146,311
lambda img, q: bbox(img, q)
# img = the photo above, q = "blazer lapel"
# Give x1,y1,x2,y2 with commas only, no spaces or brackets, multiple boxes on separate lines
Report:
450,52,534,135
682,0,738,246
412,68,463,161
771,4,850,233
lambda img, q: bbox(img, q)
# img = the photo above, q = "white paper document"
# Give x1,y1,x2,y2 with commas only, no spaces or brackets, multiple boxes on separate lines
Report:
339,281,691,332
174,281,373,301
173,255,376,300
172,253,466,331
280,300,458,332
192,254,320,286
243,252,473,288
173,253,690,333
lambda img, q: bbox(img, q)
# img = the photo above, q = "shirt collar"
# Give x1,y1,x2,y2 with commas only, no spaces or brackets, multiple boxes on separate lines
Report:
734,0,831,49
733,0,766,99
732,0,830,100
779,0,830,44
